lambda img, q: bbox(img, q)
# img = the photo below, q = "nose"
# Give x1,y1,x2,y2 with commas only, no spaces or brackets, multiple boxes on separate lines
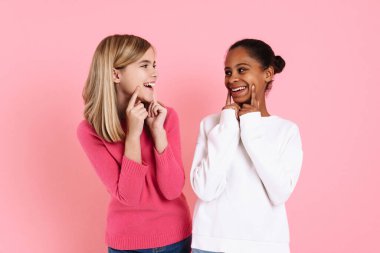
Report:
151,67,158,78
228,73,239,84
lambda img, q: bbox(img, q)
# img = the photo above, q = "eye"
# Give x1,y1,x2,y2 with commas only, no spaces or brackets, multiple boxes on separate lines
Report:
225,70,231,76
141,64,149,68
153,64,156,69
238,67,247,73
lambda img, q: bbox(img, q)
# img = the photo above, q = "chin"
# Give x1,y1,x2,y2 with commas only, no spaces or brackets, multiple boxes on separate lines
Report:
233,96,250,104
140,95,154,103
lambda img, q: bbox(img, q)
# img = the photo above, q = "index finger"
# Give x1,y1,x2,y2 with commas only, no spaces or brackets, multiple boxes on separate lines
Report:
127,86,140,110
152,91,157,103
250,86,258,108
226,90,232,106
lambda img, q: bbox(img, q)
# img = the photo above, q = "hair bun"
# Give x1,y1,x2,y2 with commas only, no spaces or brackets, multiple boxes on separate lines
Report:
274,55,286,74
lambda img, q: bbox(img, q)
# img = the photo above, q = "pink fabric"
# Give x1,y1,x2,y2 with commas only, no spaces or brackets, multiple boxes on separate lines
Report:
77,107,192,250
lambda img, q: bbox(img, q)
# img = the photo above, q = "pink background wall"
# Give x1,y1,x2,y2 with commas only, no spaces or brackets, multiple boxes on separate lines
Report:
1,0,379,252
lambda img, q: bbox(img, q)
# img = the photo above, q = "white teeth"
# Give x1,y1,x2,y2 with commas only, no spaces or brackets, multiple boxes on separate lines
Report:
231,87,246,92
143,82,155,88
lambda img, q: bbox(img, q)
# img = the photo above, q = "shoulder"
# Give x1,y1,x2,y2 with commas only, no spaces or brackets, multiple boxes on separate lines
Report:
77,119,100,142
165,106,177,119
202,112,220,123
199,112,221,132
269,115,301,136
162,106,181,133
163,106,178,123
77,119,93,134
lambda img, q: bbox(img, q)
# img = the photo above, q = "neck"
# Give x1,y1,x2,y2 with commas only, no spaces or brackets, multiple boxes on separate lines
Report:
116,92,149,121
258,98,270,117
260,109,270,117
238,98,270,117
116,92,130,121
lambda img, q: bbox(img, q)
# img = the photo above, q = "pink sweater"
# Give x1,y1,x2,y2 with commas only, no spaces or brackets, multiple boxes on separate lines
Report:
77,108,192,250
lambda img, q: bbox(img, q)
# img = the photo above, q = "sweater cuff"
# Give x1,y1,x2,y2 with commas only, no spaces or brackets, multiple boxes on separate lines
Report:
240,112,265,139
154,144,175,169
121,156,149,177
220,109,239,128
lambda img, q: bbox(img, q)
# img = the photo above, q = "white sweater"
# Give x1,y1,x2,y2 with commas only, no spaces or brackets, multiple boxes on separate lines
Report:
190,109,303,253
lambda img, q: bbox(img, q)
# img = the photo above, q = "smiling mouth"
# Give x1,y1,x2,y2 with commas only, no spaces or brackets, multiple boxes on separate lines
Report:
143,82,155,88
230,86,247,95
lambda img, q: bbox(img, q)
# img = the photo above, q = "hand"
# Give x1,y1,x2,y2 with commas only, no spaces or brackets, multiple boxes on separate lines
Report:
125,86,148,138
145,95,168,153
222,91,241,119
238,86,260,117
145,98,167,137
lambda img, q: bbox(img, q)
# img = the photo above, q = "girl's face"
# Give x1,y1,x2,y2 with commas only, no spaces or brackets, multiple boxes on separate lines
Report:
224,47,272,105
114,47,157,103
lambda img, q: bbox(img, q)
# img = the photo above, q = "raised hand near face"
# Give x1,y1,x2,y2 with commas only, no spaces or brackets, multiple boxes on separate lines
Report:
222,91,241,119
238,86,260,118
145,95,168,135
125,86,148,138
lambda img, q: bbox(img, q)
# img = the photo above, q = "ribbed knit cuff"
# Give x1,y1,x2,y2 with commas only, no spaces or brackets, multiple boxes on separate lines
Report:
153,144,175,169
120,156,149,177
154,144,185,200
220,109,239,129
117,156,149,206
240,112,264,139
240,111,261,123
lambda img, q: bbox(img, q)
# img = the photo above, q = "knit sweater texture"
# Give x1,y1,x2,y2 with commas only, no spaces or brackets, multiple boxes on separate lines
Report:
77,108,192,250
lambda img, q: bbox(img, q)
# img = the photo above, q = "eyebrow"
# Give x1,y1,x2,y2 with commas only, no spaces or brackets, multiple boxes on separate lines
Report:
138,60,156,65
224,63,250,70
235,63,250,67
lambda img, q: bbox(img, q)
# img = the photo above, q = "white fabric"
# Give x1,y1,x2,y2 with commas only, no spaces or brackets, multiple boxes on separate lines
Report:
190,109,303,253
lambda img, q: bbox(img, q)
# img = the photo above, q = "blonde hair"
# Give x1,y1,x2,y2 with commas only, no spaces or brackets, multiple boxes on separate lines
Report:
82,34,152,142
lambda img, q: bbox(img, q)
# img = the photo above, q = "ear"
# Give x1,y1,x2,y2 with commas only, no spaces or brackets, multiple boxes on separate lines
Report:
264,66,274,83
112,68,121,84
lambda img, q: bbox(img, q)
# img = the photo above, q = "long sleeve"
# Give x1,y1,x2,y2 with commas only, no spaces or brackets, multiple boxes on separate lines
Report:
154,108,185,200
190,109,240,202
77,121,148,206
240,112,303,206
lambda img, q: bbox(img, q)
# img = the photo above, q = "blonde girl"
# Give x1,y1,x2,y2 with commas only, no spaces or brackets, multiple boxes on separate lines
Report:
77,34,192,253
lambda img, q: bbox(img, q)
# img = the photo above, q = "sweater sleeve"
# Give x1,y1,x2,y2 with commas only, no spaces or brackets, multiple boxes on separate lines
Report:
77,121,148,206
190,109,240,202
153,108,185,200
240,112,303,206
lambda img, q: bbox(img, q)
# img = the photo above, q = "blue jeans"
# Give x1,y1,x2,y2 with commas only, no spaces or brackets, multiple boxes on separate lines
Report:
192,249,222,253
108,236,191,253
